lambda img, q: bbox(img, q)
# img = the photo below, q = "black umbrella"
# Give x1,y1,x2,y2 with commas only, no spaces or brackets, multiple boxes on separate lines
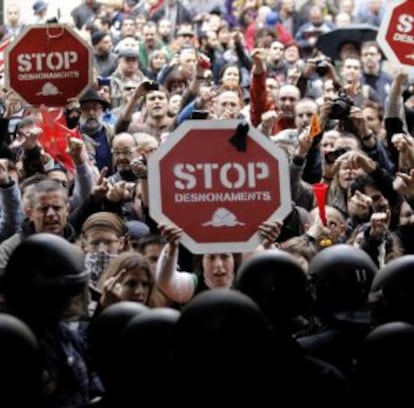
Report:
316,24,378,60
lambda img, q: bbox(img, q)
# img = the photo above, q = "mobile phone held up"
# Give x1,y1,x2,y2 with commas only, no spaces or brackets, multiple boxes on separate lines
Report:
144,81,160,91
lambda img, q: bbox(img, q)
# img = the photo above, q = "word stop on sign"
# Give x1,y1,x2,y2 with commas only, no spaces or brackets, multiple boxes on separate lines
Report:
17,51,78,72
174,161,270,190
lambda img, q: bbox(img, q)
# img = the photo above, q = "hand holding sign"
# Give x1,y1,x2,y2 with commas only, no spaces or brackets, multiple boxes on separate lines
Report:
148,120,292,254
377,0,414,78
5,24,93,106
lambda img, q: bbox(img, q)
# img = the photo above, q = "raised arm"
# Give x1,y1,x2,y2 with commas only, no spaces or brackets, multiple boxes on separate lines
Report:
155,224,197,304
0,161,23,241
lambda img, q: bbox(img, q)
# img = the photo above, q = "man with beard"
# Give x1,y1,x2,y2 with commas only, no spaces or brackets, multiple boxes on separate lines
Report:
91,30,118,78
263,84,301,135
250,48,300,136
77,88,114,173
108,132,139,184
295,5,334,58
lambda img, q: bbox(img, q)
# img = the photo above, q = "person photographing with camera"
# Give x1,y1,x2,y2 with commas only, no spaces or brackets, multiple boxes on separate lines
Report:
302,54,395,175
340,56,381,105
300,55,379,118
321,88,395,175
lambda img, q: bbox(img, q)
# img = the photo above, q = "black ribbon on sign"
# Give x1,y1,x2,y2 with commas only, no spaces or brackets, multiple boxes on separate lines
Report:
229,121,249,152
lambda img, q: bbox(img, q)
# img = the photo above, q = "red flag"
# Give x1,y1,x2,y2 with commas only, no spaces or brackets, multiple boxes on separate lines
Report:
309,112,322,139
0,38,11,73
37,105,81,174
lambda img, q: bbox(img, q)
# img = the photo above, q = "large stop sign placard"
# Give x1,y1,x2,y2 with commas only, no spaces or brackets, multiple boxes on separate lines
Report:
377,0,414,74
5,24,93,106
148,120,292,254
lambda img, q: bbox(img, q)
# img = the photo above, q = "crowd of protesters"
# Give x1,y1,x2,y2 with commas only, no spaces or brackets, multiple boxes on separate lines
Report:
0,0,414,406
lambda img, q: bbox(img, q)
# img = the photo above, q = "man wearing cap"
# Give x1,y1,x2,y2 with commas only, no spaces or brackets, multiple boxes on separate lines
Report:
31,0,48,24
176,24,196,49
67,88,114,172
125,220,150,251
92,30,118,78
110,48,145,108
81,211,128,284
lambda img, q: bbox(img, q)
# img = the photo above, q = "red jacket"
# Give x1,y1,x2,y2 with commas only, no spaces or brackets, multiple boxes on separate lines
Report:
250,70,296,135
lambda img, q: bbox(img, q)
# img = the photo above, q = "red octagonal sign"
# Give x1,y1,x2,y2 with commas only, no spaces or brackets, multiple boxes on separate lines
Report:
377,0,414,72
5,24,93,107
148,120,292,254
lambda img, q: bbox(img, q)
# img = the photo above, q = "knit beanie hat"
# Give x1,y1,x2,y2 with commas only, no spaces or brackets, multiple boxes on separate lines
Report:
91,30,107,46
81,212,127,237
126,220,150,240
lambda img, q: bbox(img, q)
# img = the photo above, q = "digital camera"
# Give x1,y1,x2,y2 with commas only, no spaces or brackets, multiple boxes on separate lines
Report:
329,94,354,120
315,59,330,77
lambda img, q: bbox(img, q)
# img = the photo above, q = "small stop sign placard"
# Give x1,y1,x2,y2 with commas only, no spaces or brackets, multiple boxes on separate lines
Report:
5,24,93,107
377,0,414,74
148,120,292,254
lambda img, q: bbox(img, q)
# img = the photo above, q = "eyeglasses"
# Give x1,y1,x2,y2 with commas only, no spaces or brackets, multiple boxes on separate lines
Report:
112,149,134,156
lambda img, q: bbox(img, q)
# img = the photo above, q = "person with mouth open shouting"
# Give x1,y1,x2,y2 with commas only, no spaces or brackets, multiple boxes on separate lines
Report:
155,221,283,305
0,179,76,287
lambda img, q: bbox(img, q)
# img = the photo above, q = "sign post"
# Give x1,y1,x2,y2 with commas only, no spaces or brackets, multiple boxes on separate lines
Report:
377,0,414,77
5,24,93,106
148,120,292,254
